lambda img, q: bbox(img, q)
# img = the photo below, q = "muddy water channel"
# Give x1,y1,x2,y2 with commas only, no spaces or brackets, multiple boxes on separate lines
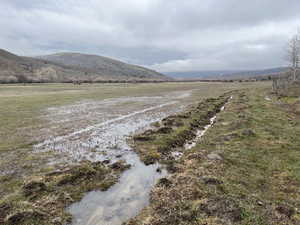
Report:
33,91,193,225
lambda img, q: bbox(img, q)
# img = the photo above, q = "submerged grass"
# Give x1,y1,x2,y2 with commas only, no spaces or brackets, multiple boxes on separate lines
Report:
126,86,300,225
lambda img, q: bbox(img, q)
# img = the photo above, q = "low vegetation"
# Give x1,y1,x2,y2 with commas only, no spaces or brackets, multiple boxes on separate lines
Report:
126,86,300,225
0,160,130,225
0,81,270,224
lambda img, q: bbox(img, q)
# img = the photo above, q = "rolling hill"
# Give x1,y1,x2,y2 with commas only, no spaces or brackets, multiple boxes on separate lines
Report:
37,53,167,81
0,49,169,83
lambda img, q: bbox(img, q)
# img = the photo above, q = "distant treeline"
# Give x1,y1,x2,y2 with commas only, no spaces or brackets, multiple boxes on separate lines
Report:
0,76,272,84
0,79,260,84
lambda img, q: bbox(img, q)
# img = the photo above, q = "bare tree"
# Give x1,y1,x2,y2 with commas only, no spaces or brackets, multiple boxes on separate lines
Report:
287,30,300,81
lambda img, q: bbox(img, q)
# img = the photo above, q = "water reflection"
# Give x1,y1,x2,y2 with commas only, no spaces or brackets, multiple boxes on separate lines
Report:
69,153,166,225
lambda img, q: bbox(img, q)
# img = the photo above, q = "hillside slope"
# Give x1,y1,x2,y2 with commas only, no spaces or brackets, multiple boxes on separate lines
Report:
0,49,169,83
0,49,87,83
37,52,168,81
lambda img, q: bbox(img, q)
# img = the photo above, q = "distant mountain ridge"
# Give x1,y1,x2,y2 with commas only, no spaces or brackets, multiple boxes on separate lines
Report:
166,67,288,80
0,49,169,83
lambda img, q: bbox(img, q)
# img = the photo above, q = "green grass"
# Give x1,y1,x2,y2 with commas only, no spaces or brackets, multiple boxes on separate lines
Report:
126,86,300,225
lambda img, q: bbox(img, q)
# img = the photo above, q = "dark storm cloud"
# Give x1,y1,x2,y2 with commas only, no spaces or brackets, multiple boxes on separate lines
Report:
1,0,300,71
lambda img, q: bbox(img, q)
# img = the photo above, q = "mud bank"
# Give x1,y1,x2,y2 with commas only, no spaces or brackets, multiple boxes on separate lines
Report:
132,93,234,166
184,96,233,150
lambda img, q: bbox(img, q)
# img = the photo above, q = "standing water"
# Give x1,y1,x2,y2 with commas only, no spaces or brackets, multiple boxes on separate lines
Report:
32,91,218,225
68,97,233,225
32,94,189,225
68,152,166,225
37,98,177,225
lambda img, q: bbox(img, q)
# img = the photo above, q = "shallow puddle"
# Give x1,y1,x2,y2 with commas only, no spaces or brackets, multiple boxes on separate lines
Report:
68,153,166,225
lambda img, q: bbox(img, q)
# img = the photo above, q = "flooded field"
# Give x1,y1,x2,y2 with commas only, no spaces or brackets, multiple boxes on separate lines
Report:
0,82,270,225
67,94,234,225
31,90,192,225
34,91,190,164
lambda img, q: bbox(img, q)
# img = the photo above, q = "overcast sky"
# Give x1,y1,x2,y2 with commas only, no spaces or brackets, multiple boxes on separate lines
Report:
1,0,300,72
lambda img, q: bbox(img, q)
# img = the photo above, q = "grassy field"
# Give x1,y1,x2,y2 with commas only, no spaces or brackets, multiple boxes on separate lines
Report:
126,85,300,225
0,82,268,153
0,81,271,224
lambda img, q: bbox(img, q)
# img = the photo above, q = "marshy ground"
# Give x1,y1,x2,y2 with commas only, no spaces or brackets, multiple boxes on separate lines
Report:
1,81,282,225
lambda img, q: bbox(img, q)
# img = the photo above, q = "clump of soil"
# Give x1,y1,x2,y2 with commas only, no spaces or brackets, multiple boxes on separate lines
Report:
157,178,172,188
22,179,47,197
5,209,47,225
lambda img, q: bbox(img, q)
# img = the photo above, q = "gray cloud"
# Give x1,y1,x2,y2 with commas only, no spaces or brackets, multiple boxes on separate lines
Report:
1,0,300,72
